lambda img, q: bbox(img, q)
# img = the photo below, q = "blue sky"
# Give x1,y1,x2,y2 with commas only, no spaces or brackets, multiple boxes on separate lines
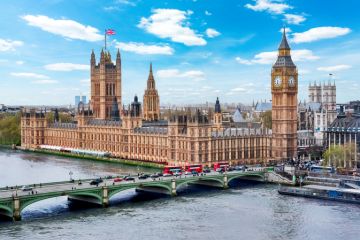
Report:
0,0,359,106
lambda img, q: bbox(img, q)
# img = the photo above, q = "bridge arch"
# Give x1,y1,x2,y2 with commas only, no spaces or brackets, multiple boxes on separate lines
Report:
108,183,172,199
176,177,224,190
0,204,13,218
20,192,102,213
227,172,265,184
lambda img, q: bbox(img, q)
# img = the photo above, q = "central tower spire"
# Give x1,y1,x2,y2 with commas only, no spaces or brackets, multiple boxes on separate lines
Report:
143,62,160,121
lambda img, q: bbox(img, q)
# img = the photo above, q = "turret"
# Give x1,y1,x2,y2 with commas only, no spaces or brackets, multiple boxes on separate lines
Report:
91,49,96,67
215,97,221,113
100,48,105,64
213,97,222,129
116,49,121,67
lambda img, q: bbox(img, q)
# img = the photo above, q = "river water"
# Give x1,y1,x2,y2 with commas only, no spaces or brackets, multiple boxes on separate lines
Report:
0,148,359,240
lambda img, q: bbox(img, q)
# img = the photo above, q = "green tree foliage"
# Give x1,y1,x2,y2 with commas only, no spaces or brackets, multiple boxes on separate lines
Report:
0,113,21,145
46,112,73,123
323,143,356,168
260,110,272,129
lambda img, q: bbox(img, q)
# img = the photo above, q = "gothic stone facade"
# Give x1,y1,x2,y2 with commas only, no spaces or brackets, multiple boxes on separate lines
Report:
21,108,272,166
21,39,299,165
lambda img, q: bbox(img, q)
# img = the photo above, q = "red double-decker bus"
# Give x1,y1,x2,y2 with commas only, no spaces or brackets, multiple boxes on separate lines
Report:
184,164,203,173
163,166,183,175
213,162,229,171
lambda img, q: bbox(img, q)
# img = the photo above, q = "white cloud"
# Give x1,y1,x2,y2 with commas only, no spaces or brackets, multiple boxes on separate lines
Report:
205,10,212,16
104,0,136,11
245,0,292,14
16,61,24,65
115,0,136,6
284,14,306,25
317,65,352,72
206,28,220,38
137,9,207,46
115,41,174,55
21,15,103,42
44,63,89,71
11,72,48,79
236,49,319,65
235,57,252,65
231,87,246,92
80,79,90,83
291,27,351,43
32,79,58,84
157,69,205,81
0,39,23,51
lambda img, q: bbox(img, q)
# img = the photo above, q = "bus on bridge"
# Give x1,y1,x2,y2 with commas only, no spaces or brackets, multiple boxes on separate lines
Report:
163,166,183,175
184,164,203,173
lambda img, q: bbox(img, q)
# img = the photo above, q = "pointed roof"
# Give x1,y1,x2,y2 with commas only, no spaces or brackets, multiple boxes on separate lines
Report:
233,108,244,123
146,62,155,89
279,27,290,50
116,48,121,59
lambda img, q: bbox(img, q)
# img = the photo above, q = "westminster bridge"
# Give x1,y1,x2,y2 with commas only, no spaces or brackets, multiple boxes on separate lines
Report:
0,170,291,221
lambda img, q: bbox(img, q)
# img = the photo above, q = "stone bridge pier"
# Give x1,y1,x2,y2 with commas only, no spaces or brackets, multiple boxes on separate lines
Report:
171,179,177,196
102,186,109,207
13,197,21,221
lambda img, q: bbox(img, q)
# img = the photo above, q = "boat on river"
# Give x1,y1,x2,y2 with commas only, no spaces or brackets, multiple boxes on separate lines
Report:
278,184,360,204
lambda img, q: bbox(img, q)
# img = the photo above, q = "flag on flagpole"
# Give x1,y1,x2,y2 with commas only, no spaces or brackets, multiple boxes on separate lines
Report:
105,29,116,35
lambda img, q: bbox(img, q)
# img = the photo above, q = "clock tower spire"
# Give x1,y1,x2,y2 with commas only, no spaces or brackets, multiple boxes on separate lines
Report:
271,28,298,161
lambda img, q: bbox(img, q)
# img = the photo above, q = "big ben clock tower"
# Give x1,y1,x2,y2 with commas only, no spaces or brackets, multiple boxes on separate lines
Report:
271,28,298,161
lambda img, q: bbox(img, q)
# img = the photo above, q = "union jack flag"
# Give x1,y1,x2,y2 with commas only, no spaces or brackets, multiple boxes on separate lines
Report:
105,29,116,35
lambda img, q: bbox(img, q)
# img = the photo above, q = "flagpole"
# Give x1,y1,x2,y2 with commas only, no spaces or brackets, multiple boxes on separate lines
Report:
105,29,107,50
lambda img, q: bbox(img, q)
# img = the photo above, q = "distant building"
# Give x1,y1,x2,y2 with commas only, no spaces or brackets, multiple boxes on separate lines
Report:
75,96,81,107
325,104,360,167
81,96,87,104
297,81,337,147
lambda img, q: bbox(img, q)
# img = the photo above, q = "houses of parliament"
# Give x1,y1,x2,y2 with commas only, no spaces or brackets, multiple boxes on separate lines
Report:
21,31,298,166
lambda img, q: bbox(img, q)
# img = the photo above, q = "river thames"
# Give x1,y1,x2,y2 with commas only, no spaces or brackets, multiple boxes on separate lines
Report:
0,148,359,240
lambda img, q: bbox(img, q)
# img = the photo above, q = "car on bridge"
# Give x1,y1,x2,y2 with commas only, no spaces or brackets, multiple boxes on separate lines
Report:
21,185,33,191
138,174,150,180
150,173,159,179
184,171,192,176
113,178,123,182
124,176,135,181
216,168,224,173
90,179,103,185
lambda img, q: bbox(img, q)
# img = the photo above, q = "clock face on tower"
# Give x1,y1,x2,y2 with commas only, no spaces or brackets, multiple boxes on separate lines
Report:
274,76,282,87
288,76,295,87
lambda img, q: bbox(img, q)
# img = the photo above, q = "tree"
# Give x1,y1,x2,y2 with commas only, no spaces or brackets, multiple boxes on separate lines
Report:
46,112,73,123
322,143,356,168
260,110,272,129
0,113,21,145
